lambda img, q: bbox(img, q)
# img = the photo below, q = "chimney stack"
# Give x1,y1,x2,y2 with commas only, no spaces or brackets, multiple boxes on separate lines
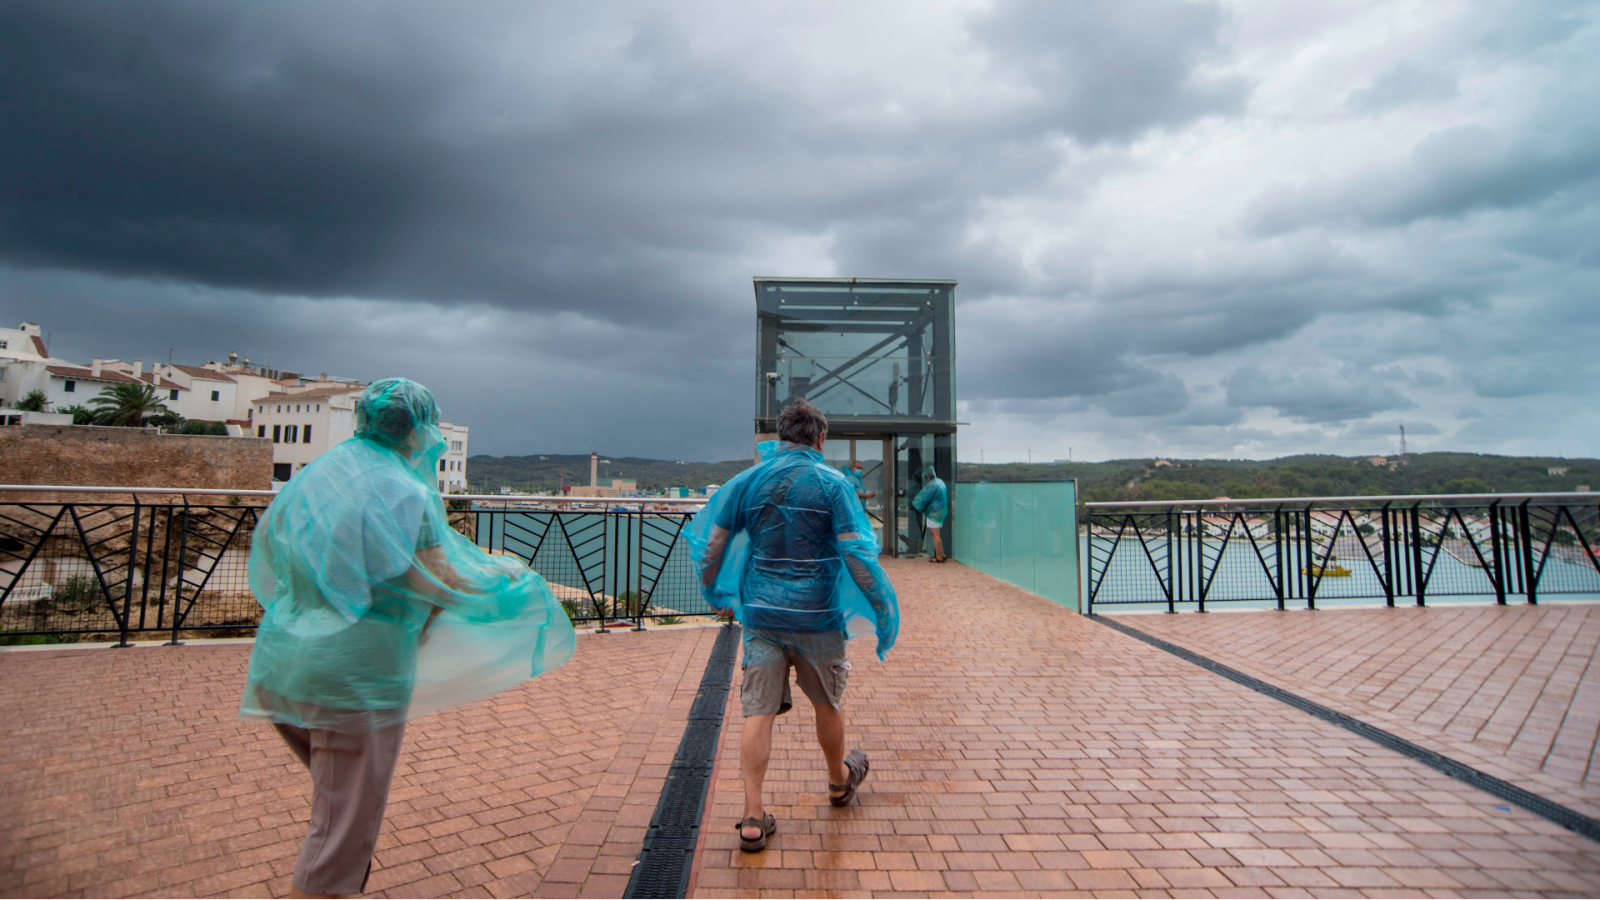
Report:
132,359,143,380
591,452,598,487
91,357,102,377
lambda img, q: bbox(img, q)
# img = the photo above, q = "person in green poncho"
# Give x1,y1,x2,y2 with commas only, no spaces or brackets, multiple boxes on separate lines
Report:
240,378,575,898
911,464,948,562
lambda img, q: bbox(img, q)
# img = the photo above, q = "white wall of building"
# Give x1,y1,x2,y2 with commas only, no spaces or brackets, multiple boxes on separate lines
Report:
251,388,362,480
439,422,469,493
0,322,59,408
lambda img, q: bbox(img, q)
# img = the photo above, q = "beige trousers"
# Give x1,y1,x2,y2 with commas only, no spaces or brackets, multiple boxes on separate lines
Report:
275,722,407,896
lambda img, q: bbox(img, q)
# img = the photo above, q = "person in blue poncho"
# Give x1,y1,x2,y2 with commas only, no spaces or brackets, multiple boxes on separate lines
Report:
240,378,575,898
842,458,876,509
687,398,899,853
911,463,949,562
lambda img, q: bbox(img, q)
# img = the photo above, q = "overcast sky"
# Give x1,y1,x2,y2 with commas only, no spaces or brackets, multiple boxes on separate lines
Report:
2,1,1596,463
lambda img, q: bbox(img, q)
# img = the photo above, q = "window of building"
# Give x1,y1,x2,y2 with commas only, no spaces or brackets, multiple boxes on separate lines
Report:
315,405,320,411
276,405,282,413
0,340,7,349
169,389,180,400
439,459,447,472
64,380,76,393
286,424,298,443
258,425,266,438
272,424,281,443
302,424,312,443
274,463,293,481
211,390,220,401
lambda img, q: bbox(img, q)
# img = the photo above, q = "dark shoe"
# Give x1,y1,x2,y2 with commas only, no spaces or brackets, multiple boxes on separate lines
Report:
829,749,870,807
737,813,777,852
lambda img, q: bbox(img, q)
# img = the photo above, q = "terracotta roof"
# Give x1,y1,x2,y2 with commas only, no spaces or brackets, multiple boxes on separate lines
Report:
46,365,139,385
255,384,365,403
31,335,47,357
45,366,190,391
169,364,237,384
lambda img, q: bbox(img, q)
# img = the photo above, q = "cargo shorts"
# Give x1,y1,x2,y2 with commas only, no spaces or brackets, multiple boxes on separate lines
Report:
740,627,851,716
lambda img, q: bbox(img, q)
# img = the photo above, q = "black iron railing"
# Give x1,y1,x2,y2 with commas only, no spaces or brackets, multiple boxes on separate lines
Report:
1086,493,1600,613
0,487,712,644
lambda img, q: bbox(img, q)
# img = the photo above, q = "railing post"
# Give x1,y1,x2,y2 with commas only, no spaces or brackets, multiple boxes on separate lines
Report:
1411,503,1426,607
118,497,140,648
168,501,188,646
1165,509,1175,613
1520,500,1538,605
1489,500,1506,605
1304,506,1316,611
1380,503,1394,607
1274,506,1285,610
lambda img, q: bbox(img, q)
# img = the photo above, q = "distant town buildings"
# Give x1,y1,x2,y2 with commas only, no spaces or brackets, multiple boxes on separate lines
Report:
1,320,472,491
1549,467,1571,476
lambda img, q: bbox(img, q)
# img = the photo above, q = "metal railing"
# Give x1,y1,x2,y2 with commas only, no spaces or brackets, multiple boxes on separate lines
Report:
0,486,714,644
1086,492,1600,614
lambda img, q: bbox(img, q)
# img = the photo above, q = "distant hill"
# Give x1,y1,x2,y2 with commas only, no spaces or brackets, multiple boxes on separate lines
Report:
958,452,1600,504
468,450,1599,501
465,453,756,494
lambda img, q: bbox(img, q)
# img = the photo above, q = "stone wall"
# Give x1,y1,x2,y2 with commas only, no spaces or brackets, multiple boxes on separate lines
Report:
0,425,272,501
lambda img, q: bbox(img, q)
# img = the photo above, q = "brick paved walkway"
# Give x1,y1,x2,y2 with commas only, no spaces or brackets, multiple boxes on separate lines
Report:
692,559,1600,897
1127,603,1600,821
0,625,721,899
6,563,1600,899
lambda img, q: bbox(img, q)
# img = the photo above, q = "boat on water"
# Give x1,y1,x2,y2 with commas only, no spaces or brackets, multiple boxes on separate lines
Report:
1302,556,1352,577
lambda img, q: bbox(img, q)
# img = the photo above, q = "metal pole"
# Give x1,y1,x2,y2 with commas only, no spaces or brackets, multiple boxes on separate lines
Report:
1274,506,1285,610
1489,500,1506,605
119,498,139,648
1411,503,1426,607
1520,500,1537,605
1381,503,1394,607
1305,507,1316,611
1166,509,1175,614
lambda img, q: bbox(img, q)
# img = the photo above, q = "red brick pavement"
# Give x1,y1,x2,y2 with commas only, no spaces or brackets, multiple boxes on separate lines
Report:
691,559,1600,898
1128,603,1600,820
0,625,721,899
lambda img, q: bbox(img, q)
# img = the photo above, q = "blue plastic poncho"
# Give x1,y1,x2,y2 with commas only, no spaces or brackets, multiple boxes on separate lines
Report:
686,442,898,660
842,465,867,508
911,466,948,525
240,378,576,734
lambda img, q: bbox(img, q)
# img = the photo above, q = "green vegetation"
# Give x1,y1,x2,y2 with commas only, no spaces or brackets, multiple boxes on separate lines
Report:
957,452,1600,503
14,389,47,412
59,404,95,425
470,449,1596,503
466,453,755,494
88,382,172,426
653,615,684,625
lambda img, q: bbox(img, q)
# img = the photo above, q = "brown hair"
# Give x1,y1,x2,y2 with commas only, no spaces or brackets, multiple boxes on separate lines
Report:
777,398,827,446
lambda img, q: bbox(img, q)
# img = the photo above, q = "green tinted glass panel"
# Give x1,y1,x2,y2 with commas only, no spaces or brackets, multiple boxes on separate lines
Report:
951,481,1079,610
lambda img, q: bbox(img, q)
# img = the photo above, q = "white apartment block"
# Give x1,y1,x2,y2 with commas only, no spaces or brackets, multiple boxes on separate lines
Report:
253,385,470,491
0,322,59,408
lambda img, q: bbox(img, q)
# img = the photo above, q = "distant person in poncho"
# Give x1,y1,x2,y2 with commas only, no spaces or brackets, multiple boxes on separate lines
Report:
240,378,575,898
688,398,899,853
912,464,948,562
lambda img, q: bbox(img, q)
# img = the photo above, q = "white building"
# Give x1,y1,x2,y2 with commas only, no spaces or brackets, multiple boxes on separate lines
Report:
252,384,470,491
0,322,61,409
251,385,364,482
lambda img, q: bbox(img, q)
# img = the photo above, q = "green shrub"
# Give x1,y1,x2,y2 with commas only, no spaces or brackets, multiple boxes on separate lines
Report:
653,615,684,626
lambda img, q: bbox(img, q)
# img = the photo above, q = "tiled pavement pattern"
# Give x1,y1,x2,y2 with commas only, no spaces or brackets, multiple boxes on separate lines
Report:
0,625,721,899
1127,604,1600,821
7,566,1600,899
692,559,1600,897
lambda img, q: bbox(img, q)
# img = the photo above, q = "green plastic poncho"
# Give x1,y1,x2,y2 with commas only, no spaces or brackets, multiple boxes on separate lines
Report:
686,441,898,660
912,465,948,526
842,465,867,508
240,378,576,734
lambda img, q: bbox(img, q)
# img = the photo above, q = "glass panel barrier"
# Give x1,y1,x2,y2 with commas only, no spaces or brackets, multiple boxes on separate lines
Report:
951,480,1079,610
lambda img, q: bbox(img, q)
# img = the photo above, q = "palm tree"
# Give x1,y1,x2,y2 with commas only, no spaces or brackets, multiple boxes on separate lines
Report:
88,382,171,427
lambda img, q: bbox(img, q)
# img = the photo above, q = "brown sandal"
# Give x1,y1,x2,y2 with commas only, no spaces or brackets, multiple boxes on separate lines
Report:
829,749,869,807
737,813,777,852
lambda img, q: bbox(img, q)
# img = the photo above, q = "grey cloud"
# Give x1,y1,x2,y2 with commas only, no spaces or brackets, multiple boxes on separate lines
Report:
1346,62,1457,114
1456,405,1486,418
1223,364,1416,423
1471,361,1557,398
968,0,1249,143
1245,122,1600,235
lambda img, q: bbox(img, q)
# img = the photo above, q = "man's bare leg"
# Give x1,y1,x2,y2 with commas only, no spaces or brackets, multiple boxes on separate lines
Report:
931,528,945,561
812,701,849,799
741,714,777,840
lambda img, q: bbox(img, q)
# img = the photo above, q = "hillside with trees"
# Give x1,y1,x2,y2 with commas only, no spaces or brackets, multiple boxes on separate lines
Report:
468,450,1598,501
958,453,1600,504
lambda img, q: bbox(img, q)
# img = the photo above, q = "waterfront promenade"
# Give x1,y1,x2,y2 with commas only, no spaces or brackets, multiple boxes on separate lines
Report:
3,560,1599,897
